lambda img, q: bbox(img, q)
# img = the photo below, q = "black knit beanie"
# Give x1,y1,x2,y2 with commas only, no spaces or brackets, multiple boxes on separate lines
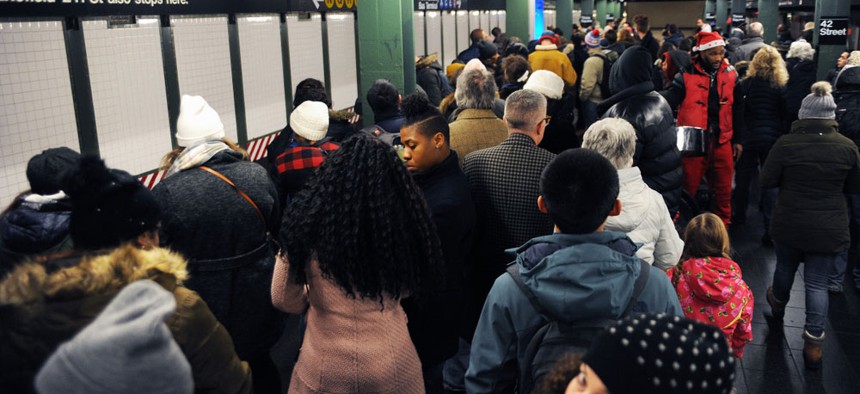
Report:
26,147,81,195
582,313,735,394
64,156,161,251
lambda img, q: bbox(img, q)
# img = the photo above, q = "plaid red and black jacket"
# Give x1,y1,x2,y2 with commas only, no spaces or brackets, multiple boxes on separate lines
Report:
275,140,339,203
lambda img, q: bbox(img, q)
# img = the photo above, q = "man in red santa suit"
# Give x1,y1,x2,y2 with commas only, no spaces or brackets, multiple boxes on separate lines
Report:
663,30,745,225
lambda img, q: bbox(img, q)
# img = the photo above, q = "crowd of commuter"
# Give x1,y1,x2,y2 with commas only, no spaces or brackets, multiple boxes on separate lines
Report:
1,12,860,394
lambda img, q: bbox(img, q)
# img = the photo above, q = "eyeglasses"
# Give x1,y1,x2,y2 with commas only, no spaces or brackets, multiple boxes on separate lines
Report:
541,116,552,126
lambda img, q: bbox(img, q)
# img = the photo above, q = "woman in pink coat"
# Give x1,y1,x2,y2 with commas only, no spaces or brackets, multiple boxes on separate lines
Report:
271,133,444,393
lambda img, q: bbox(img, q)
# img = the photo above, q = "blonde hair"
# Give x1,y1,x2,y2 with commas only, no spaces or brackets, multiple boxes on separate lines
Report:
158,137,249,172
682,213,731,259
847,50,860,67
747,45,788,88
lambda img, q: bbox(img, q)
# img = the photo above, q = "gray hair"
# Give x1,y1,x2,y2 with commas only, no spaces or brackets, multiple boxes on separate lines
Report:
504,89,546,132
581,117,637,169
747,22,763,38
455,69,497,110
787,40,815,61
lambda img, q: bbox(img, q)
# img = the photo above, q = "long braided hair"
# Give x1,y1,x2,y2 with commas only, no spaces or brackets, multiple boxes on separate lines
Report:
281,133,444,302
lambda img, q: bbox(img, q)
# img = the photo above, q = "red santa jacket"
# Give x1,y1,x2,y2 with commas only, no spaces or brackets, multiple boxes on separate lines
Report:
672,256,754,358
675,60,740,146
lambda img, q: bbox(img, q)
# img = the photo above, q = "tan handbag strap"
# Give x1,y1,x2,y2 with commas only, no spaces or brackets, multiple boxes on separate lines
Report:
199,165,266,225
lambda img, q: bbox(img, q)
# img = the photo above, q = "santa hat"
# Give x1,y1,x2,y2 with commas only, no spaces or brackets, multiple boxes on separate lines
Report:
694,31,726,52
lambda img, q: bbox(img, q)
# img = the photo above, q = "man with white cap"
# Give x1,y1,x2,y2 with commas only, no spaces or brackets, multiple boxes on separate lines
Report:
663,30,746,226
275,100,338,202
524,70,580,153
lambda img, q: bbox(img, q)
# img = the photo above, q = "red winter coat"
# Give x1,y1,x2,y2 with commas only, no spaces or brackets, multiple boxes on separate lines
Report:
672,256,753,358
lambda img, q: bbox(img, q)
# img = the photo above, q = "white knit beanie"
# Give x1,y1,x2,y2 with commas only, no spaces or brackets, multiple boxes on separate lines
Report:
175,95,225,147
290,101,330,141
524,70,565,100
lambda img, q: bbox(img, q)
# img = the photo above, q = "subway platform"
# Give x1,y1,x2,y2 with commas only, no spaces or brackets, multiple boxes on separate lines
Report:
729,196,860,393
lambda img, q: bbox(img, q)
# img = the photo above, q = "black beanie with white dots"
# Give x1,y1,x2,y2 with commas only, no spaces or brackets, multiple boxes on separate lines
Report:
582,313,736,394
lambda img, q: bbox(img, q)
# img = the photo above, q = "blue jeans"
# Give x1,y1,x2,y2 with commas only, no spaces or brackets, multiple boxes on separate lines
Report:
772,243,836,337
830,194,860,287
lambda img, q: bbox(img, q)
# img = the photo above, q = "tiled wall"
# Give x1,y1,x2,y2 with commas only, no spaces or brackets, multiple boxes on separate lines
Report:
413,11,426,59
237,15,287,139
286,14,325,93
83,18,172,175
481,11,490,31
456,11,468,53
172,16,239,143
426,11,442,59
326,13,358,110
441,11,456,66
544,10,557,31
469,11,480,37
498,11,506,34
0,20,78,206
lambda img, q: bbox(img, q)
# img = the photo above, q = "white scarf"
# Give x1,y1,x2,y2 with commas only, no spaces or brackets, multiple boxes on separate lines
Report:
165,140,230,178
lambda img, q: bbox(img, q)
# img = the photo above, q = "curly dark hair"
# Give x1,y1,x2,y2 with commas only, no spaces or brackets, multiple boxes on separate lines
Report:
401,93,450,141
293,78,331,108
280,133,444,303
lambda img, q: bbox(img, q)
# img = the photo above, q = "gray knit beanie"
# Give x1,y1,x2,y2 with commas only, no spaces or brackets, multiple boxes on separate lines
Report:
35,280,193,394
798,81,837,120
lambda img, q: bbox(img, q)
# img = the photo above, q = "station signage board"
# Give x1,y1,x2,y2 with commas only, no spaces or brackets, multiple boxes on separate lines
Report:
818,17,849,46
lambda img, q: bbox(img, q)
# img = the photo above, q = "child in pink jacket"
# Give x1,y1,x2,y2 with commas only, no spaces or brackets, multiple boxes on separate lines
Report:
672,213,754,358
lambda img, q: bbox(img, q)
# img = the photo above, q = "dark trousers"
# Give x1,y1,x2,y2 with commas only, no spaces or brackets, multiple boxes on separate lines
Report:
733,146,776,229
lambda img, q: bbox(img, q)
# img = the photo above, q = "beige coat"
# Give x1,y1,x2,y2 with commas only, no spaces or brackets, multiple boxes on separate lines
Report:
449,109,508,166
271,257,423,394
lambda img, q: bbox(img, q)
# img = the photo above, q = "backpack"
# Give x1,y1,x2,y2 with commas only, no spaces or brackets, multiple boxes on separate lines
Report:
591,49,619,97
360,124,401,146
507,258,651,394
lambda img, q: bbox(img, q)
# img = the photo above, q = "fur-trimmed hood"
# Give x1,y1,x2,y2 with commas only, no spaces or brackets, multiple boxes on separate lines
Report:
416,52,442,70
0,244,188,305
329,109,355,122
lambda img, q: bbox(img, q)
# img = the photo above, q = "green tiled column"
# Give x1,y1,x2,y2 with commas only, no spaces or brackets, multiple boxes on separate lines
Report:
507,0,532,43
357,0,414,125
557,0,573,37
596,0,607,27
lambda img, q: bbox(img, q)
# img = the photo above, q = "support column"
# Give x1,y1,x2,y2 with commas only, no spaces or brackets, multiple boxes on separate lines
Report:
815,0,851,81
730,0,746,29
557,0,573,38
507,0,534,43
758,0,779,44
579,0,595,28
357,0,414,125
613,1,621,23
704,0,716,22
596,0,607,28
715,0,728,35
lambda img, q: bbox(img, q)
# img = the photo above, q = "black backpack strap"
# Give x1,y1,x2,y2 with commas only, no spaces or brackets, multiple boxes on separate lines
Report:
621,259,651,317
506,262,551,320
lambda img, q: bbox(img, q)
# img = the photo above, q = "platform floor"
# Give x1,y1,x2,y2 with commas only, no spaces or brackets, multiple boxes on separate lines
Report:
730,203,860,394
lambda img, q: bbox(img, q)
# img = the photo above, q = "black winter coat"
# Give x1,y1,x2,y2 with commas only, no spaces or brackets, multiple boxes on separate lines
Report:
0,194,73,278
762,119,860,253
835,66,860,148
741,77,788,151
152,150,284,361
785,58,817,123
599,46,683,215
403,151,476,366
417,54,449,106
539,93,581,154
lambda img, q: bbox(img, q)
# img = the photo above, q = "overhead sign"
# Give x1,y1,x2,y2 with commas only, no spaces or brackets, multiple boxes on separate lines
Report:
731,13,745,27
416,0,462,10
580,15,593,27
606,13,614,23
0,0,355,17
818,17,849,46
